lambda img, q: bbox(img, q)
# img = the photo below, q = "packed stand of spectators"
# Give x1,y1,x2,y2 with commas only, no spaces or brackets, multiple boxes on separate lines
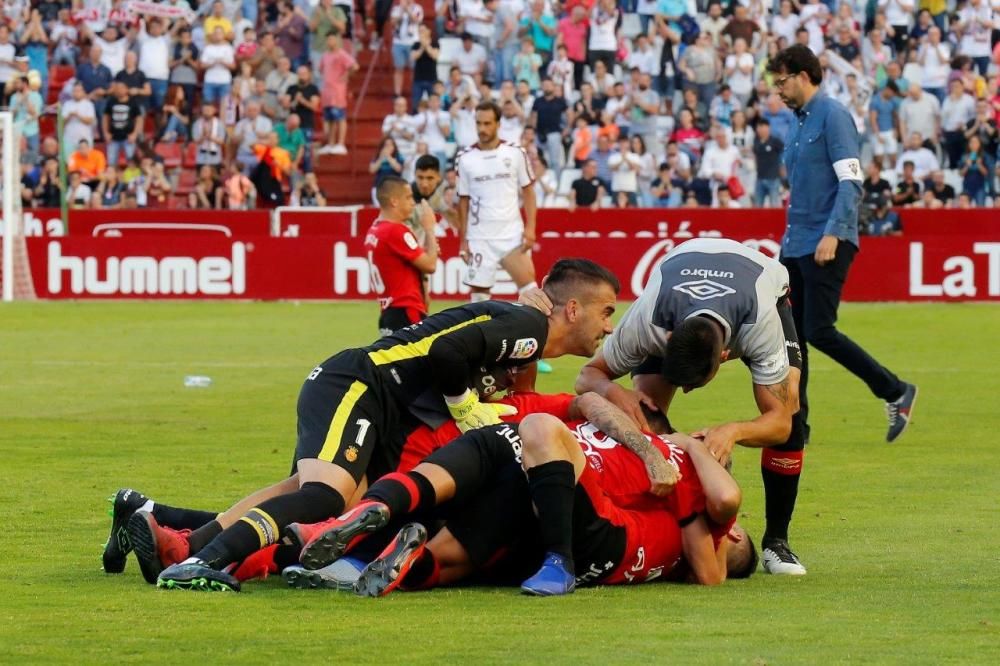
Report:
3,0,375,210
5,0,1000,215
363,0,1000,221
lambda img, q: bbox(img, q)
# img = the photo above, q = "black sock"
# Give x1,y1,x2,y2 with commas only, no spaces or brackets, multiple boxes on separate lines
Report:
526,460,576,571
760,466,801,543
401,549,440,590
273,544,299,571
364,472,437,517
194,482,346,569
187,520,223,554
151,504,218,531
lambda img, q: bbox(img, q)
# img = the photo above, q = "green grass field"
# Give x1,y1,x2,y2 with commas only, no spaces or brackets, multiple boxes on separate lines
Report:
2,301,999,664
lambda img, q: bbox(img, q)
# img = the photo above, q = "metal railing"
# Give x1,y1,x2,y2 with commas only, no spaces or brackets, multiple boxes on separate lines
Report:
350,31,386,175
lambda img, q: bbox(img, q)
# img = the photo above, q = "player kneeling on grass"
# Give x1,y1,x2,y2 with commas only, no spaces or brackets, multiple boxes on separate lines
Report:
110,261,620,592
285,395,746,596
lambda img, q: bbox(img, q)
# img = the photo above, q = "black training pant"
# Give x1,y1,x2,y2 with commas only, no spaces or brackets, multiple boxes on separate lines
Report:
782,242,904,428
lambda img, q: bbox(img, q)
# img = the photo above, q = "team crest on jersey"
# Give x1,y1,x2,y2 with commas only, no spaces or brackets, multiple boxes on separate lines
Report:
509,337,538,359
672,279,737,300
503,157,512,168
345,446,359,462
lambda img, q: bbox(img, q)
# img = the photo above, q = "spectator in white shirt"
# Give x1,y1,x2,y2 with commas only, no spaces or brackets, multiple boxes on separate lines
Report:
415,93,451,165
498,99,525,144
456,32,488,77
956,0,995,75
61,81,97,159
200,27,236,106
698,128,741,201
897,132,941,179
771,1,800,45
84,24,128,76
917,26,950,102
382,95,418,159
626,33,659,77
608,136,641,208
724,37,755,107
941,79,977,168
137,18,172,111
899,84,941,152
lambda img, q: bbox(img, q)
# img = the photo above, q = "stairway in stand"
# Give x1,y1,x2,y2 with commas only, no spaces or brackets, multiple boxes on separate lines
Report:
315,0,437,205
313,42,409,206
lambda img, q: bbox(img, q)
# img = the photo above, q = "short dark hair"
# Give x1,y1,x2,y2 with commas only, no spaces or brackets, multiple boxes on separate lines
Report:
756,117,770,127
662,316,724,388
415,154,441,173
766,44,822,85
726,531,759,579
543,259,620,306
475,100,502,121
375,176,409,207
640,403,674,435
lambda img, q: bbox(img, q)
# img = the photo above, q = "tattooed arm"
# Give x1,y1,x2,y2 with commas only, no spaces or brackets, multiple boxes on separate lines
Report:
695,368,801,465
574,392,679,497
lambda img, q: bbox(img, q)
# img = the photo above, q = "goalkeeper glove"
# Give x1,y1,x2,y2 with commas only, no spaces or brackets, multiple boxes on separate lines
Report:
445,389,518,433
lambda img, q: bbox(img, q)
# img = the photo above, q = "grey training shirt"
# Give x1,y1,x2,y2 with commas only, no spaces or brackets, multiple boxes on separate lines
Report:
603,238,791,385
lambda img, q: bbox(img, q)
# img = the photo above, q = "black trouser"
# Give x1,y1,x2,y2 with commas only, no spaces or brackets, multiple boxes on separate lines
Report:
942,130,967,168
782,242,904,428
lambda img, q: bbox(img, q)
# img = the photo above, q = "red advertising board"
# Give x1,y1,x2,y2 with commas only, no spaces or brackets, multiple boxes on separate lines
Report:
11,209,272,238
21,232,1000,301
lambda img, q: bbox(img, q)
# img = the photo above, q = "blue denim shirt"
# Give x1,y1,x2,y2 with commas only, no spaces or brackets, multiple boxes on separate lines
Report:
782,92,862,258
76,62,112,95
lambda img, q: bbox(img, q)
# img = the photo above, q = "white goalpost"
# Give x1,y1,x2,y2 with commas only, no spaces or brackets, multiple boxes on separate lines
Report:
1,110,36,302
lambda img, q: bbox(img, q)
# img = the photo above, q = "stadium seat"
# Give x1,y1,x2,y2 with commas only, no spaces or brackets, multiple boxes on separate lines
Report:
557,169,582,196
154,143,183,169
175,170,197,195
182,142,199,169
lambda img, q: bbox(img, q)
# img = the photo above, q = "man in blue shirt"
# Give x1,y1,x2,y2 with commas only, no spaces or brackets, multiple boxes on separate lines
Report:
868,82,899,169
768,44,917,566
761,92,796,144
75,45,112,141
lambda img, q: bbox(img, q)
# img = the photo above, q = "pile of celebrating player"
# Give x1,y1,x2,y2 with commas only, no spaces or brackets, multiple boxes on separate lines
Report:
100,77,916,595
102,235,813,597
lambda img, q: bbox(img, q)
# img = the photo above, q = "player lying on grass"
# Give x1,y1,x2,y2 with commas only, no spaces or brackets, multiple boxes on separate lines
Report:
286,395,745,596
143,259,619,592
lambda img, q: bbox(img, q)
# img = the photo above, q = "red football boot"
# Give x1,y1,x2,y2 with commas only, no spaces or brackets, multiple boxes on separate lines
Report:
288,501,390,570
229,544,280,582
126,511,191,585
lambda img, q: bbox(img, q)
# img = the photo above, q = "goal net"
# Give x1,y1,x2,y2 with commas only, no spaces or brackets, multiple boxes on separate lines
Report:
1,111,36,301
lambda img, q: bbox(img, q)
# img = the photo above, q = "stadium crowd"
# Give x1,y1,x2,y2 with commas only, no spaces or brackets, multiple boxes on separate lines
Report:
2,0,1000,218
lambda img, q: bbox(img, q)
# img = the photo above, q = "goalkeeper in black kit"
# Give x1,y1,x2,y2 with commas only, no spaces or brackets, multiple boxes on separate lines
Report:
155,258,621,592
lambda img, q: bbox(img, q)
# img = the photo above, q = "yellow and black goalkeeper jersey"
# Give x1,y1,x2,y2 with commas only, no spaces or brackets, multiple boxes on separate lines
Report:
361,300,549,423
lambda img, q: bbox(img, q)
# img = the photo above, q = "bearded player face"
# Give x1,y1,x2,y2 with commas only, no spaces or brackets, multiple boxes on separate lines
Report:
475,109,499,145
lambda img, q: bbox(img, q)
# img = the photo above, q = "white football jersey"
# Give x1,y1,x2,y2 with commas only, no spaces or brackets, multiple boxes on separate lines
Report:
456,141,535,241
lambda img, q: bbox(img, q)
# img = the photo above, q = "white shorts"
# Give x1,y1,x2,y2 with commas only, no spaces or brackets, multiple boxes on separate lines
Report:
465,236,523,289
872,130,898,156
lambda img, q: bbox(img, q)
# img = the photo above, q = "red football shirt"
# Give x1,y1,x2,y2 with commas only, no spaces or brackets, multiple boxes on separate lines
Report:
564,420,705,523
364,219,427,313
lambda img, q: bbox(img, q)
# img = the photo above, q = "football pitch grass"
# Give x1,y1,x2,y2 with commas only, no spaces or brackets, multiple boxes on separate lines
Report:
2,301,998,664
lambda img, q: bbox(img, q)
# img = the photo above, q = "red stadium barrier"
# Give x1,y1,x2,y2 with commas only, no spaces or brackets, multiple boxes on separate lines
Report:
16,209,272,238
22,232,1000,301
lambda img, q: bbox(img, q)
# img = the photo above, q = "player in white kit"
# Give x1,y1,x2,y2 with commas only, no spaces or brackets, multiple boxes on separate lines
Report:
456,101,538,302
